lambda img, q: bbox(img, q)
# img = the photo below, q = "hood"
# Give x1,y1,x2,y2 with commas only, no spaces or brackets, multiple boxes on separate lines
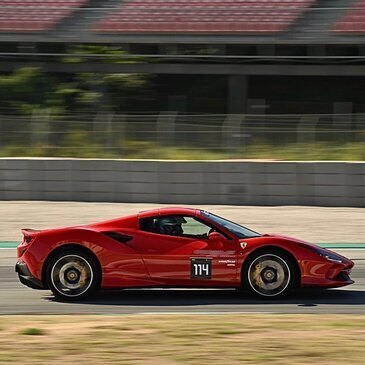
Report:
240,233,322,250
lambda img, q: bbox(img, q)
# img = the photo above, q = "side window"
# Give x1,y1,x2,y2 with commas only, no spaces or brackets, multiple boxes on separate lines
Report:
181,217,210,236
139,217,153,232
140,215,211,238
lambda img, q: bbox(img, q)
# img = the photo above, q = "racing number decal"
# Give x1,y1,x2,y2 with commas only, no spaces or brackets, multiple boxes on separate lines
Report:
191,258,212,279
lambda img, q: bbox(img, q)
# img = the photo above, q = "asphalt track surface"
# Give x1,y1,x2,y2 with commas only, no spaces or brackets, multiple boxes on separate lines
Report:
2,202,365,243
1,248,365,315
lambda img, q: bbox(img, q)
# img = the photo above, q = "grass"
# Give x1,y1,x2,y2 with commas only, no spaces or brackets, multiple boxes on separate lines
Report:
0,141,364,160
243,141,365,161
0,314,365,364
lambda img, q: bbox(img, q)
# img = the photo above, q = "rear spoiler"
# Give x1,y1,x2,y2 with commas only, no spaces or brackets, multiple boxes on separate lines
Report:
21,228,43,243
22,228,43,235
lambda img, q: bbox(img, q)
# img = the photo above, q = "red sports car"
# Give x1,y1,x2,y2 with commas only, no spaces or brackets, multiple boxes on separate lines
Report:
16,207,354,301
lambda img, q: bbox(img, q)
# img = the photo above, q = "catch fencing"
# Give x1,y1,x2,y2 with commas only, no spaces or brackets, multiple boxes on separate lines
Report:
0,112,364,158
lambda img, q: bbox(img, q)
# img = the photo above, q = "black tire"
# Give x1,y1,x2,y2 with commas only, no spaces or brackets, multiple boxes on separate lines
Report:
242,249,296,299
46,249,100,301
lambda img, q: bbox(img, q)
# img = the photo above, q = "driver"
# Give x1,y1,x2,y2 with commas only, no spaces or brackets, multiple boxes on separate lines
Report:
156,216,185,236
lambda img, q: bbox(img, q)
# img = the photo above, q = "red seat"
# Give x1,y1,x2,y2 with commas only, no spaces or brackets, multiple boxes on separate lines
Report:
95,0,315,33
0,0,88,32
334,0,365,32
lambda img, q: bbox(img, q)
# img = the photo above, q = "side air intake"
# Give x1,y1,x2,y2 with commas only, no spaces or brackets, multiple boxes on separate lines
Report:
102,231,133,245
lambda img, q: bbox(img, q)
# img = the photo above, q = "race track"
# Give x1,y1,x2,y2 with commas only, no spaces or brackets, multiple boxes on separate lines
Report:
1,248,365,315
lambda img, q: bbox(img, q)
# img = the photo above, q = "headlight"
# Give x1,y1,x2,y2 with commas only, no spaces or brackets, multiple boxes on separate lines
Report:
305,246,345,264
322,253,343,263
306,246,344,263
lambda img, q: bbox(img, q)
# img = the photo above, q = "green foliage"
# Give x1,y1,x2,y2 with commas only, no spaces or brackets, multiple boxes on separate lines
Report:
0,68,53,113
21,328,45,336
62,45,146,64
0,57,151,114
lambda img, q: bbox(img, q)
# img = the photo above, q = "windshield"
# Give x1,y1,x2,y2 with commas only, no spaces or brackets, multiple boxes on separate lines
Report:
201,211,261,239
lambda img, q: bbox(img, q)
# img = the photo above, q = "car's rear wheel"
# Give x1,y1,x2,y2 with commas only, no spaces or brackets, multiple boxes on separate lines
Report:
243,250,295,298
46,250,100,301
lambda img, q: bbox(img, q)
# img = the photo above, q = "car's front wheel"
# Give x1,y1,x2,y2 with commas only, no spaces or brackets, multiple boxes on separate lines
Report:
243,250,295,298
46,250,100,301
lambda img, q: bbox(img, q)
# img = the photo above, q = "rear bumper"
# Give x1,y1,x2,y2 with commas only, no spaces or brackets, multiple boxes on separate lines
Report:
15,261,46,290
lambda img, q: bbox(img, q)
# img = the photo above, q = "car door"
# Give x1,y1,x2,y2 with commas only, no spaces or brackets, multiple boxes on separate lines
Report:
138,214,238,286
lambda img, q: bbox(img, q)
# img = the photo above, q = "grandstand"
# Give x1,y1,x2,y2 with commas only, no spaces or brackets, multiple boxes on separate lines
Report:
0,0,88,32
95,0,316,33
0,0,363,41
335,0,365,32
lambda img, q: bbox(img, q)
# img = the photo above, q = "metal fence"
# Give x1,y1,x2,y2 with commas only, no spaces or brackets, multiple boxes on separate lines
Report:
0,112,364,157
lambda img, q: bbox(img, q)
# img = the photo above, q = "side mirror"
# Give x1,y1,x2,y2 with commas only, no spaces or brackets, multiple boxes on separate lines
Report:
208,231,226,241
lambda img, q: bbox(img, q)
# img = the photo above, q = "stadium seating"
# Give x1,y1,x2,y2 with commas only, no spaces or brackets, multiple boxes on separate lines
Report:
0,0,88,32
334,0,365,32
95,0,316,33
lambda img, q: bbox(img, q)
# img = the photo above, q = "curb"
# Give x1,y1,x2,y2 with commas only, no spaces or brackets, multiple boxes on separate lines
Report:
0,242,18,248
320,243,365,249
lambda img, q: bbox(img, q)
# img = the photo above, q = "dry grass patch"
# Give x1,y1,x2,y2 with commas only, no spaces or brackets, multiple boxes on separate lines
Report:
0,314,364,364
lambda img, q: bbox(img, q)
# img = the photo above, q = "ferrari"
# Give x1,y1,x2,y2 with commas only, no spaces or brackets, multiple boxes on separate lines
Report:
16,207,354,301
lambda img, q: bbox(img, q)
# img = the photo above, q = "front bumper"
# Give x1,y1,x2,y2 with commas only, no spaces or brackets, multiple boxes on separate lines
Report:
301,258,354,288
15,261,45,290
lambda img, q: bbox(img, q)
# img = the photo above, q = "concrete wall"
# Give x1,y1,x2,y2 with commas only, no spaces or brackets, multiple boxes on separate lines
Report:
0,158,364,207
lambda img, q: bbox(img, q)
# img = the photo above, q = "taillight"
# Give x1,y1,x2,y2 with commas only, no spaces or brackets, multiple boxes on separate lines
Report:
18,235,34,257
18,241,32,257
18,246,28,257
24,235,33,244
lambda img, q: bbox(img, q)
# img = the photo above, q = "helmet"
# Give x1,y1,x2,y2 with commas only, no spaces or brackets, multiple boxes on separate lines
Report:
156,216,185,236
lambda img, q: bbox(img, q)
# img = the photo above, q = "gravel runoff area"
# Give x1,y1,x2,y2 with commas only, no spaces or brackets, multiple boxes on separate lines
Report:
0,201,364,243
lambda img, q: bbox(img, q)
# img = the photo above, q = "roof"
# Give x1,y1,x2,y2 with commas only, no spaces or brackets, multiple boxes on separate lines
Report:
138,207,198,218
